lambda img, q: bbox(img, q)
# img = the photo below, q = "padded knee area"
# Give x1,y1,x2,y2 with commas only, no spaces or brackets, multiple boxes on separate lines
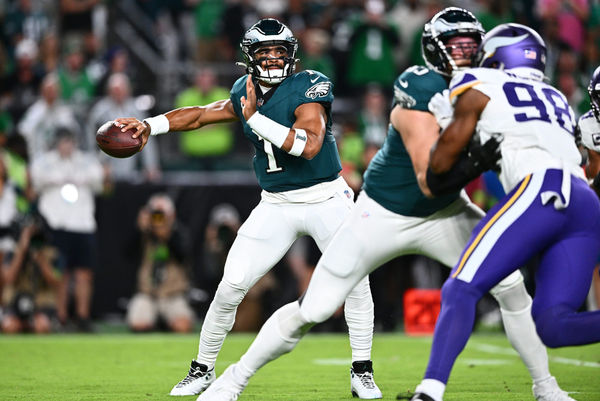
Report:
214,280,247,310
534,305,572,348
299,265,362,324
277,301,313,342
300,297,336,325
491,278,531,312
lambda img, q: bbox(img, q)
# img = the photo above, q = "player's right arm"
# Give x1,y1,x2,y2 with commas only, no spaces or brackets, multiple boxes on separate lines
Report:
115,99,239,151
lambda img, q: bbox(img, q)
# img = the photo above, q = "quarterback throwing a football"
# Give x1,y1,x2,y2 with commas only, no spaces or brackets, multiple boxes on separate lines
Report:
116,18,380,400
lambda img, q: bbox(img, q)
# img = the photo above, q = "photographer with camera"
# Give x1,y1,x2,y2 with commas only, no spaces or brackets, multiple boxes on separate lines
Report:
1,216,61,334
202,204,240,286
126,193,194,333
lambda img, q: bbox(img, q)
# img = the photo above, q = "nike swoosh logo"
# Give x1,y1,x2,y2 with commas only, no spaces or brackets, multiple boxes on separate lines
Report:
311,76,319,83
399,79,408,88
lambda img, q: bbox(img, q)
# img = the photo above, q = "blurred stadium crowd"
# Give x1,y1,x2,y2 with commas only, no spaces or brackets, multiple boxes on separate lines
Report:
0,0,599,333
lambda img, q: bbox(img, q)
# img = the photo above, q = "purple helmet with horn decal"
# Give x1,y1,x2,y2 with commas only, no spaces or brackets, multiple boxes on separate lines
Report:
474,23,547,81
589,66,600,122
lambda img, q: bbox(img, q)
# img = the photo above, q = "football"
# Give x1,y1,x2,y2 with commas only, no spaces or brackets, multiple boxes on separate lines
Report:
96,121,142,158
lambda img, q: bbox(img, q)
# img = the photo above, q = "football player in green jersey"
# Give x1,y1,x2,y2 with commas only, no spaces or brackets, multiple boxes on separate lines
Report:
115,18,380,400
194,8,572,401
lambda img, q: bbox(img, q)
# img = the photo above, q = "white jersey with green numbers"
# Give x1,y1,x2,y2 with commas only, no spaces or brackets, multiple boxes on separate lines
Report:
230,70,341,193
362,65,461,217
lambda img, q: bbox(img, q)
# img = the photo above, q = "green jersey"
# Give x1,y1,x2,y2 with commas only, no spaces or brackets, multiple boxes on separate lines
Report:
230,70,341,192
362,65,461,217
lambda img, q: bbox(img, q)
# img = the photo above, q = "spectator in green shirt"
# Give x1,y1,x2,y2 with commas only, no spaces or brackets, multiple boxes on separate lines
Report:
345,0,400,92
174,67,234,169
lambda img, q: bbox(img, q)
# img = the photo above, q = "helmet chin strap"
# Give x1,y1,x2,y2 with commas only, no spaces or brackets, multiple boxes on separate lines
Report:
447,57,461,76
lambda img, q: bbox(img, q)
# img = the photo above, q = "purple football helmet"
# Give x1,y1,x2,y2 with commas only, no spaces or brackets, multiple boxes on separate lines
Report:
475,23,547,81
589,66,600,122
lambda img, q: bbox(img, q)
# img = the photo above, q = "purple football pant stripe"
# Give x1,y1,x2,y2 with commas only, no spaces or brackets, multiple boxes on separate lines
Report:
424,169,600,383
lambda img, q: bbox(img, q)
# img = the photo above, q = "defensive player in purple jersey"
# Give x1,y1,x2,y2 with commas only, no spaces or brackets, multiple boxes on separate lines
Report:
411,24,600,401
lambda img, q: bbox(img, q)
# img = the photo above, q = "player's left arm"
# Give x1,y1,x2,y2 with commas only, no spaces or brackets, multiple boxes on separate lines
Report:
289,102,326,159
241,75,324,159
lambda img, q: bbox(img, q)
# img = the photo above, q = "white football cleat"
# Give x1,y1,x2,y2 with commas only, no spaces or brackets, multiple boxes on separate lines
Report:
533,376,576,401
170,360,216,396
350,360,382,399
197,364,247,401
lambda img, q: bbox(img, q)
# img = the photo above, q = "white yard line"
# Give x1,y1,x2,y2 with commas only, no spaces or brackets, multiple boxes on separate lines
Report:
472,343,600,368
311,343,600,369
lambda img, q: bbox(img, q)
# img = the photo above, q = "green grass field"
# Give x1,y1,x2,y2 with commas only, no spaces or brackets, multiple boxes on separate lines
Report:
1,332,599,400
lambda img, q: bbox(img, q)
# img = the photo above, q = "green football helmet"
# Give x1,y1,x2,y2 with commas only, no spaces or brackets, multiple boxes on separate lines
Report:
239,18,298,85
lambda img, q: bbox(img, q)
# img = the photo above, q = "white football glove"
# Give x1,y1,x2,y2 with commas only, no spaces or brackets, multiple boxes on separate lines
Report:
428,89,453,131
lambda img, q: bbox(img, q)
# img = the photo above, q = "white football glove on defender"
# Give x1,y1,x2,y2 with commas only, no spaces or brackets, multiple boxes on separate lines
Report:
428,89,453,131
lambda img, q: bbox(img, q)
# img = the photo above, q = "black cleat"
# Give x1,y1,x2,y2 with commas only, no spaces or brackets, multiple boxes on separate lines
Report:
409,392,435,401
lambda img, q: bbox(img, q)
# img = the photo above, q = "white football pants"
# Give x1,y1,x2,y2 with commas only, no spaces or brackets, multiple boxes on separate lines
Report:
234,191,551,386
197,188,374,367
299,191,550,383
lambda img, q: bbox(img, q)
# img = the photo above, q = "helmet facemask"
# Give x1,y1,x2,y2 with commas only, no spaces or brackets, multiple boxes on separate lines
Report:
421,7,485,77
239,19,298,85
